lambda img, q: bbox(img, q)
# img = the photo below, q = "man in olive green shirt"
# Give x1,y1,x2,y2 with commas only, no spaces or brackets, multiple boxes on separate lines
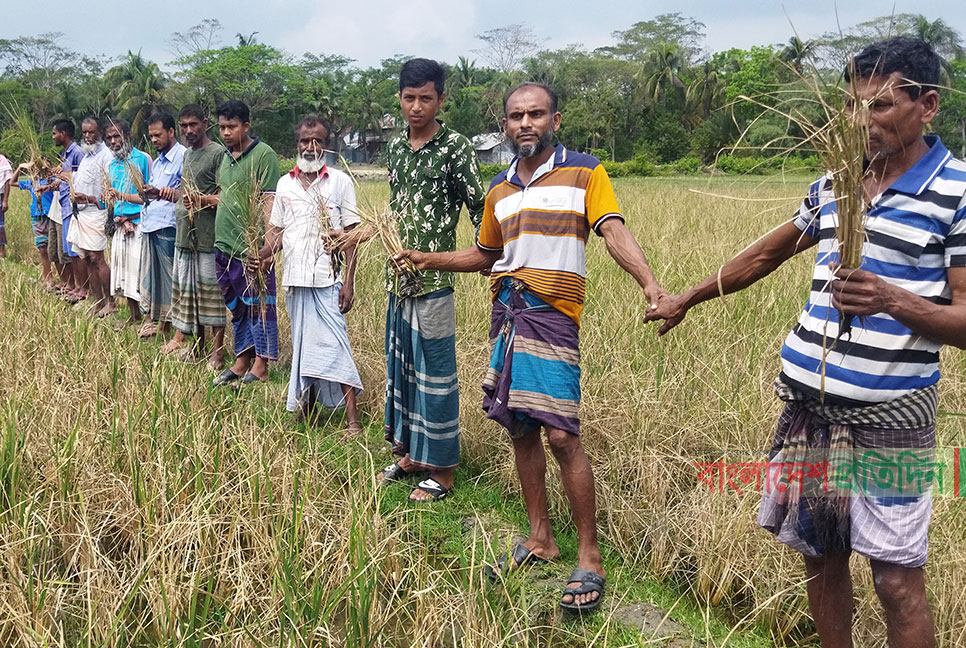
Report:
378,58,486,502
211,99,280,387
162,104,228,369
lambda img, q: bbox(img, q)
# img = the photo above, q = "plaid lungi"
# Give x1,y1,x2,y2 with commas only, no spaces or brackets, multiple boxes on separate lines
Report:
171,247,226,335
139,227,175,322
758,380,937,568
384,288,459,470
214,250,278,360
483,278,581,436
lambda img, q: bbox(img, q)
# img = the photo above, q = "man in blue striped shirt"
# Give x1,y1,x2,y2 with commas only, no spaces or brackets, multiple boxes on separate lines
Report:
650,37,963,648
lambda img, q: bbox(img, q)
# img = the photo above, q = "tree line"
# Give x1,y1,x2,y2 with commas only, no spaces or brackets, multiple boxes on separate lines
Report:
1,13,965,168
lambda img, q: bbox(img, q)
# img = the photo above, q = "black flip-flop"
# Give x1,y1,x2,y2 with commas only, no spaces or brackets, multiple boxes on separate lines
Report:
239,371,264,385
213,369,242,387
378,462,412,484
409,477,450,502
485,543,549,581
560,567,605,614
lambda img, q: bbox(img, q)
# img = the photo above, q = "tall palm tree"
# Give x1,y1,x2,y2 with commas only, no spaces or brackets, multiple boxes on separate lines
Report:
104,51,175,143
686,62,725,122
913,15,963,61
451,56,479,92
639,42,686,104
780,36,816,76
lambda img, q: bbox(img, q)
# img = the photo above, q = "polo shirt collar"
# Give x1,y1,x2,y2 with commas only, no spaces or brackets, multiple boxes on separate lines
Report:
507,142,567,187
888,135,952,196
225,136,260,161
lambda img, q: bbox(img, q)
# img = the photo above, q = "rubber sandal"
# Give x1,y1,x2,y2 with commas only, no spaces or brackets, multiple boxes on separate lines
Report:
409,477,450,502
560,567,605,613
485,544,549,581
213,369,242,386
239,371,264,385
378,462,412,484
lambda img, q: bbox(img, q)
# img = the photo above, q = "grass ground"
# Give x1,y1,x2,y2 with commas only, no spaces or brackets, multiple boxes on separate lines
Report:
0,175,964,647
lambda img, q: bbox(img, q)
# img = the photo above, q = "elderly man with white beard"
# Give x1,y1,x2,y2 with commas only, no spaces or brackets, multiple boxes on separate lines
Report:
257,116,363,433
103,118,152,328
61,117,115,316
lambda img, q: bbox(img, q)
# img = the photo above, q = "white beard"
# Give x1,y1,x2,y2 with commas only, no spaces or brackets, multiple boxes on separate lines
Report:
297,155,324,173
80,141,98,154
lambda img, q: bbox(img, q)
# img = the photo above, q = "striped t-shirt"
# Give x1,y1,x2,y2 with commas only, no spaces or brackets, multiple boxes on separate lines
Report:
476,144,623,325
781,135,966,406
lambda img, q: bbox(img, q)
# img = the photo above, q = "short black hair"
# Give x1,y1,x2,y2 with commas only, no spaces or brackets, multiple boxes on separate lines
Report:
503,82,559,115
147,112,176,131
399,58,445,96
294,115,331,143
104,117,131,137
81,116,103,132
52,118,76,138
845,36,941,99
178,104,207,122
216,99,250,124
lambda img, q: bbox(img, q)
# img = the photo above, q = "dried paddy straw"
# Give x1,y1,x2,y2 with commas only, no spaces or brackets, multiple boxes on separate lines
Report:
324,151,424,298
721,56,882,399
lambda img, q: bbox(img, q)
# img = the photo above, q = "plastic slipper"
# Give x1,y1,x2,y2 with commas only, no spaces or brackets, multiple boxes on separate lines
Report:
409,477,450,502
485,543,549,581
212,369,242,386
378,462,412,484
239,371,264,385
560,567,605,613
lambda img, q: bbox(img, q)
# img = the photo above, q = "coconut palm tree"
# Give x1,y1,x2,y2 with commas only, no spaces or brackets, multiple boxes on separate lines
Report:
913,15,963,61
639,42,686,104
104,51,175,144
780,36,817,76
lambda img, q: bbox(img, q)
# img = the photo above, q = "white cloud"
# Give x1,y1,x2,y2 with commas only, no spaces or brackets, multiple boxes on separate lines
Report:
282,0,480,66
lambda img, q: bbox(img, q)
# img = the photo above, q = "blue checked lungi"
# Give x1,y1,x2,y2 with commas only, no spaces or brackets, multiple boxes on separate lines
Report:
384,288,460,470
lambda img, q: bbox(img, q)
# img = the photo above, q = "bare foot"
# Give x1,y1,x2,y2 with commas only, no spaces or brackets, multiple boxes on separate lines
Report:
341,420,364,441
138,321,159,338
160,338,187,355
97,303,117,318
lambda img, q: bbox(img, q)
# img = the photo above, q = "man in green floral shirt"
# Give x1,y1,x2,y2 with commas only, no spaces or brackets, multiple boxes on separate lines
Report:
379,58,486,502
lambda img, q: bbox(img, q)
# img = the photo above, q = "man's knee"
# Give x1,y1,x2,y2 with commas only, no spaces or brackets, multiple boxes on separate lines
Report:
803,551,850,577
871,562,926,613
545,428,579,457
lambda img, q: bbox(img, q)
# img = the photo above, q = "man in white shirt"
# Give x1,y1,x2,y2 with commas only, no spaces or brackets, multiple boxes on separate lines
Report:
63,117,114,316
259,116,363,434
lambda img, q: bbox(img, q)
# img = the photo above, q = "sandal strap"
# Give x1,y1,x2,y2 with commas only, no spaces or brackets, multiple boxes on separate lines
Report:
567,567,605,587
414,477,449,499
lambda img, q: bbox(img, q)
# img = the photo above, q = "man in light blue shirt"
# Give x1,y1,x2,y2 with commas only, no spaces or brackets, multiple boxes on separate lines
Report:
139,112,185,338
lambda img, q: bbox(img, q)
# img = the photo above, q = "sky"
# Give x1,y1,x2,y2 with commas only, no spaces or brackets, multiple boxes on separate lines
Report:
3,0,965,69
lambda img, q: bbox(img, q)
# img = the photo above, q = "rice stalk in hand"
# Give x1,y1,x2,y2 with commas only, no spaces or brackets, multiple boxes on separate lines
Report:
101,167,117,237
3,102,55,178
324,152,424,297
723,57,882,400
236,165,270,309
122,156,151,208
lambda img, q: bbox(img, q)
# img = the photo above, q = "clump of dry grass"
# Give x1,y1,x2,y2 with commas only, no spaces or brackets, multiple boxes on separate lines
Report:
325,154,424,298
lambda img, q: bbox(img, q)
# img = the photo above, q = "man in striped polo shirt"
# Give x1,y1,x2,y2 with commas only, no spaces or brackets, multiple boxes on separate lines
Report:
395,82,665,613
650,38,963,647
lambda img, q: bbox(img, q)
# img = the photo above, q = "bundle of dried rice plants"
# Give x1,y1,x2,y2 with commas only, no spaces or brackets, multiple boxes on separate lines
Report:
234,165,271,302
180,176,201,225
323,153,424,298
122,155,150,208
2,102,55,178
714,54,887,399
